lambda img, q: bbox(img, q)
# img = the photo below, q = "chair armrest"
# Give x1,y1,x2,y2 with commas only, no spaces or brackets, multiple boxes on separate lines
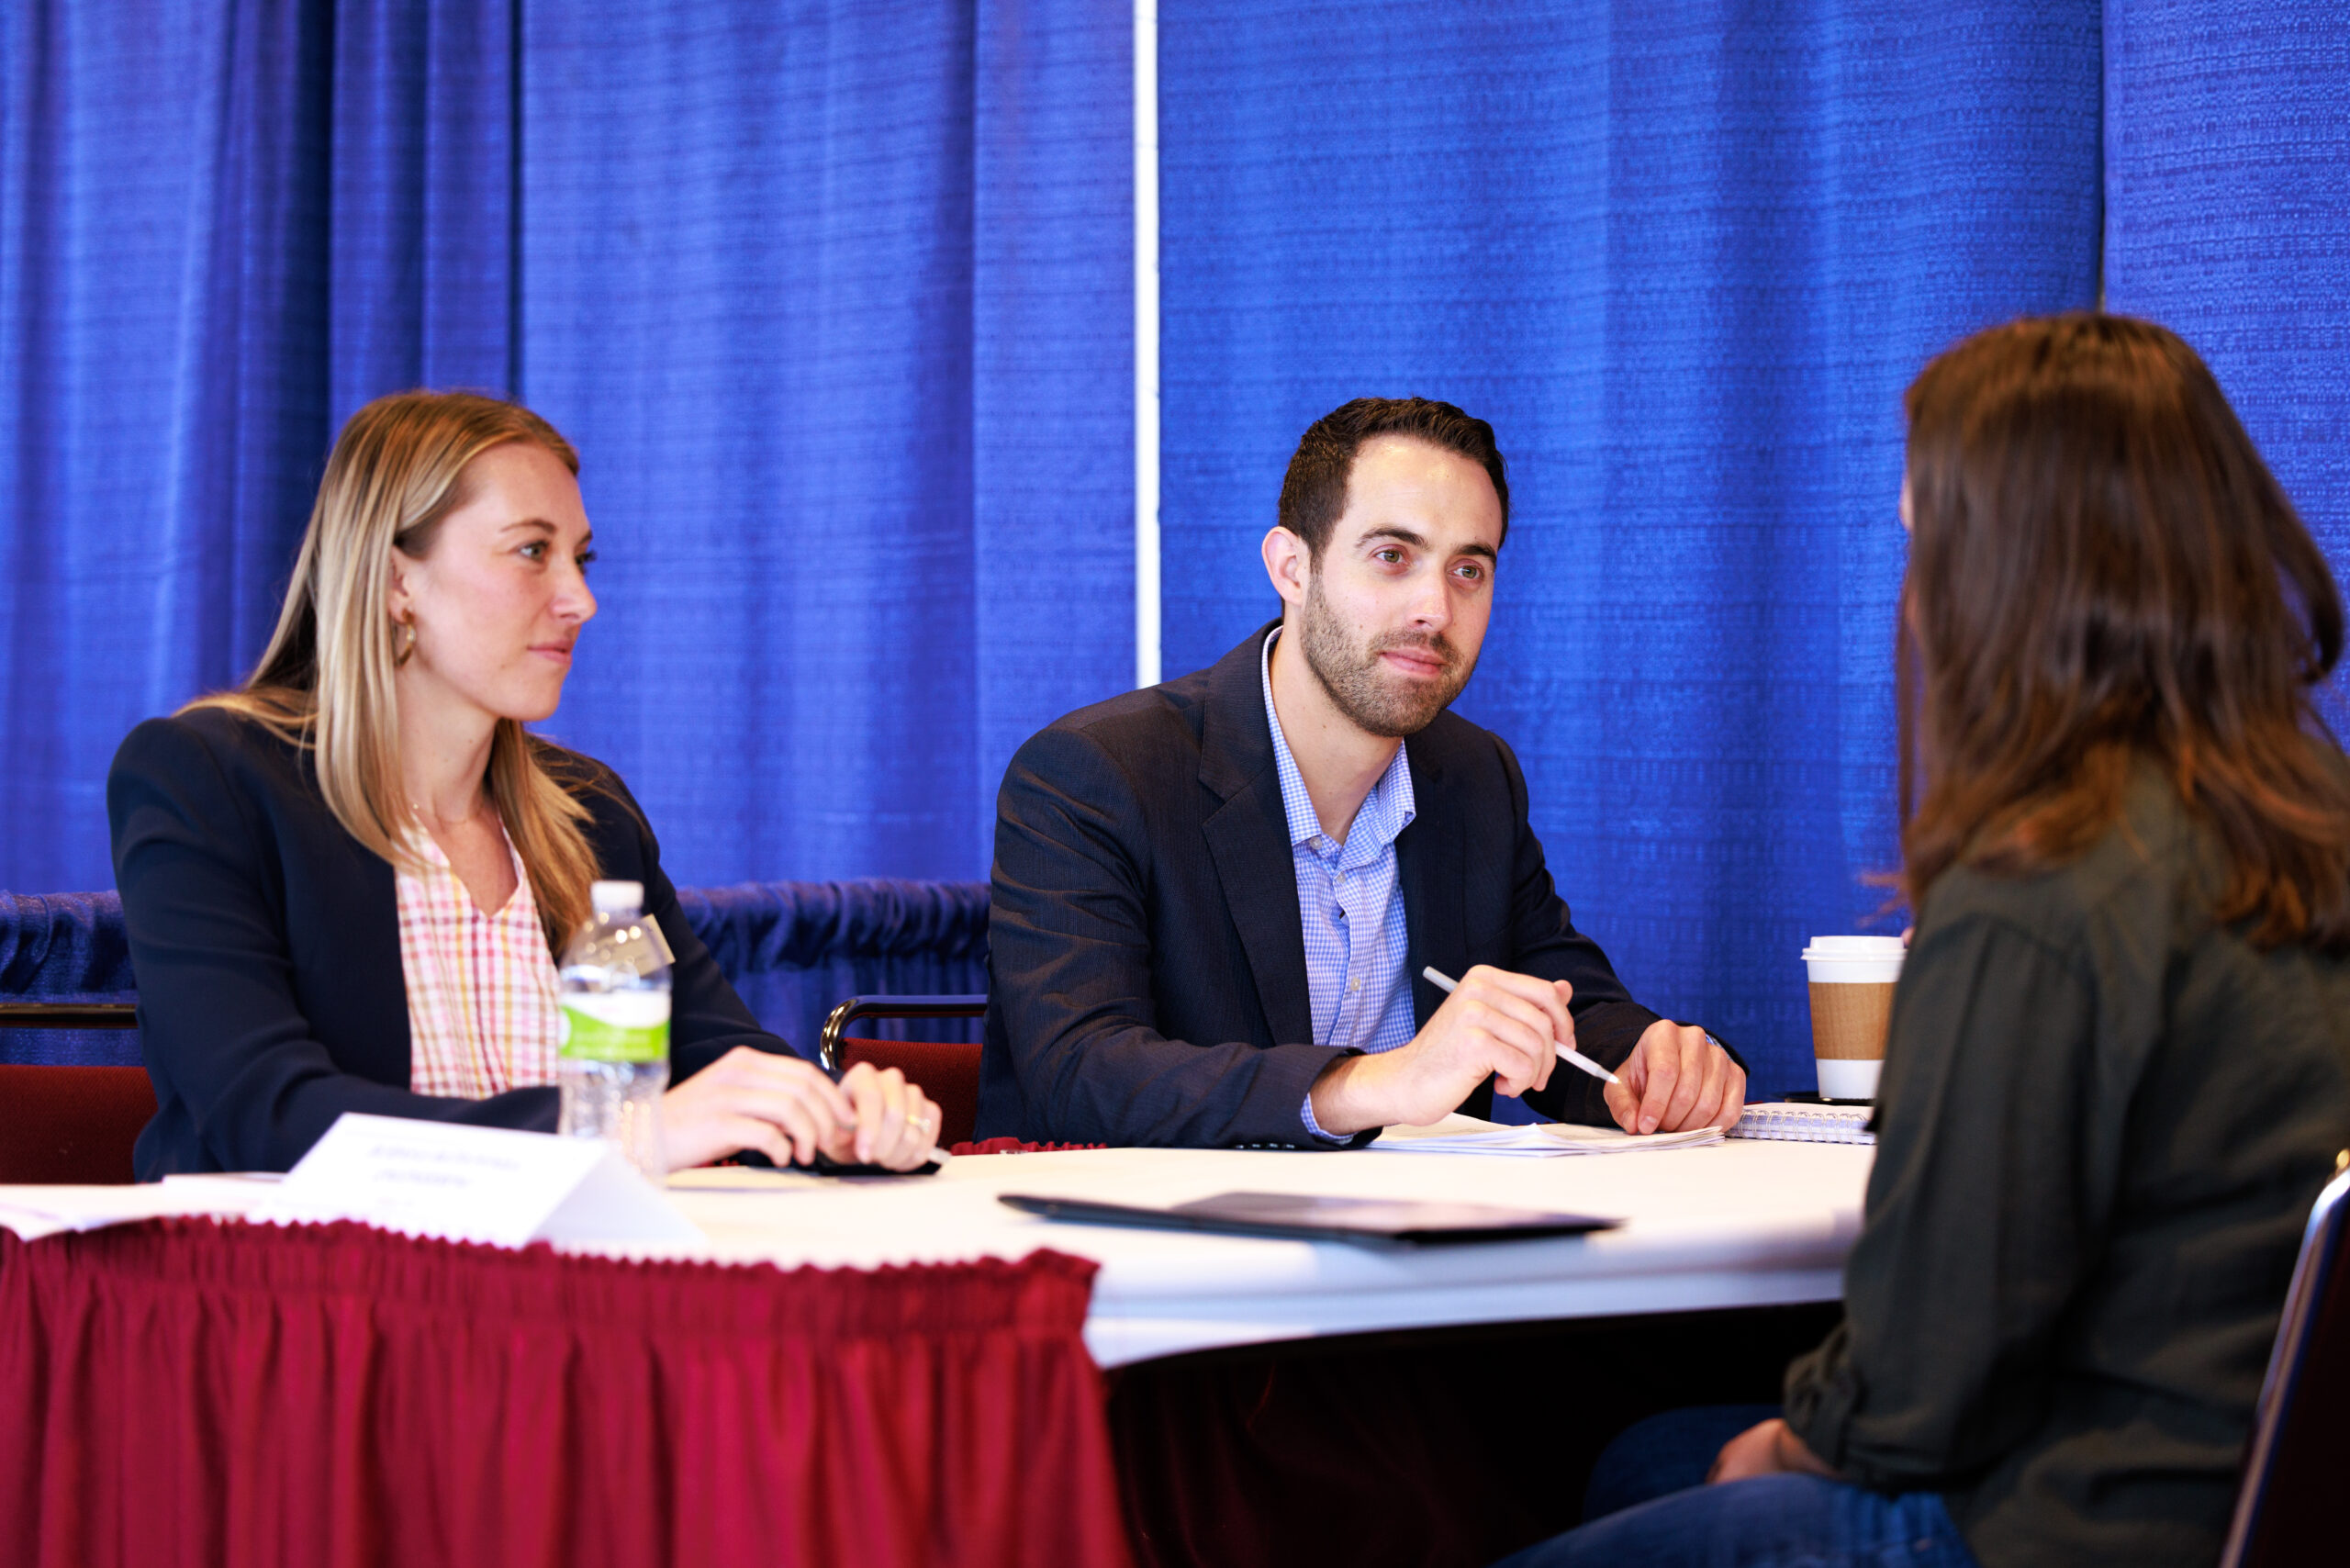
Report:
818,995,988,1072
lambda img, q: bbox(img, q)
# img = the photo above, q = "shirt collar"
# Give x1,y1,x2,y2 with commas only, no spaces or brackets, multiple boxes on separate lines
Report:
1259,627,1416,857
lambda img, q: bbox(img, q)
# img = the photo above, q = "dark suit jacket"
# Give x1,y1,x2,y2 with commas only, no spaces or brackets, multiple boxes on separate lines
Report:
108,707,786,1178
978,619,1701,1147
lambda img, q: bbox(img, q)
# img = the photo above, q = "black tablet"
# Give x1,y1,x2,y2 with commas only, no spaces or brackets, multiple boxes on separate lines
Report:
998,1190,1620,1249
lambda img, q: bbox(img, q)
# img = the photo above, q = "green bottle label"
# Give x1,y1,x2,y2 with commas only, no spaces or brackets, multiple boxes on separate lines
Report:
560,992,670,1063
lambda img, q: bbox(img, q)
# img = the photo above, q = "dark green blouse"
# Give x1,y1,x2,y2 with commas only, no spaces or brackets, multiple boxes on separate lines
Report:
1783,770,2350,1568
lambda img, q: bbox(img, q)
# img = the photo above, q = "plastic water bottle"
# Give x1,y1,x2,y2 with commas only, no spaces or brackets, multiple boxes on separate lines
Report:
557,879,671,1178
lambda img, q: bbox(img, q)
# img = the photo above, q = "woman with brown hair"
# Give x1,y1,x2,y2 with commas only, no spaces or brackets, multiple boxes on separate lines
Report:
109,390,940,1177
1495,317,2350,1567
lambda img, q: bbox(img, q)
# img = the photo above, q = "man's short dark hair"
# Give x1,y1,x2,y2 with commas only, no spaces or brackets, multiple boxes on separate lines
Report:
1277,397,1510,558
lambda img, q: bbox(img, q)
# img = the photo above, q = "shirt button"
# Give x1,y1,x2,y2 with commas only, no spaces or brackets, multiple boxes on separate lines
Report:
1348,978,1361,991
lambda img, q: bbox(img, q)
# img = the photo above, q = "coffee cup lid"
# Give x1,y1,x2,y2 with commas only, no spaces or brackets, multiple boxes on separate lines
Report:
1801,935,1906,961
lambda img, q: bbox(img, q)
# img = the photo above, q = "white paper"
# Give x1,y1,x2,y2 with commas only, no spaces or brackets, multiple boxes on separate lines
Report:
1371,1112,1725,1157
253,1114,703,1249
161,1171,285,1193
0,1180,273,1242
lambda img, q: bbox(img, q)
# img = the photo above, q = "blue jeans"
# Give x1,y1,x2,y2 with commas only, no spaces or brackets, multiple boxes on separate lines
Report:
1494,1407,1980,1568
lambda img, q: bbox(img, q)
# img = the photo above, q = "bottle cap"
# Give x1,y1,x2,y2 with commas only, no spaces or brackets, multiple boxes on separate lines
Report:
590,879,645,914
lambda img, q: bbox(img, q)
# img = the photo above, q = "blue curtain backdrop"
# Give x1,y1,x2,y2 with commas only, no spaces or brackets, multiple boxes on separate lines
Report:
3,1,335,895
520,0,1132,886
9,3,2350,1099
1158,2,2104,1096
0,0,1130,899
2104,1,2350,600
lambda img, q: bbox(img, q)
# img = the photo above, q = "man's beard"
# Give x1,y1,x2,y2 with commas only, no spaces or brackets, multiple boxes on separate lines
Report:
1298,574,1475,738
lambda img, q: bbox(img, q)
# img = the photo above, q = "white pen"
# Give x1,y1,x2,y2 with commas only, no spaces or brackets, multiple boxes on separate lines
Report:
1420,965,1622,1085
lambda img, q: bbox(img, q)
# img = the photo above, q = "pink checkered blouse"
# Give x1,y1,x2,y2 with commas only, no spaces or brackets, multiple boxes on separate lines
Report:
395,827,564,1099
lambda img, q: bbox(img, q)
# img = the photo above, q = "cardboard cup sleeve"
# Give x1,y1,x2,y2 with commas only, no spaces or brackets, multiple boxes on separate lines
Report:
1808,981,1895,1059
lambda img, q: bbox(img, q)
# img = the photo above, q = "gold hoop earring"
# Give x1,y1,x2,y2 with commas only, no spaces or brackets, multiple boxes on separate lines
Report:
394,618,417,668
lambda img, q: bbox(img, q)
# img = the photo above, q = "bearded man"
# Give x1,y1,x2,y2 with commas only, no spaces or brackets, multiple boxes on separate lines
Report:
975,398,1745,1148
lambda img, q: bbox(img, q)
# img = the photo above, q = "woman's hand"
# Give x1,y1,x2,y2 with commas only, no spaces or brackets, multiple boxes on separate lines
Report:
658,1046,941,1173
822,1060,941,1171
1707,1418,1836,1484
659,1046,856,1170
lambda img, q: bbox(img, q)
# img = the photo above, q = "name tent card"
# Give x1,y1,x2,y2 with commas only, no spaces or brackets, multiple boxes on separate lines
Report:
255,1113,703,1249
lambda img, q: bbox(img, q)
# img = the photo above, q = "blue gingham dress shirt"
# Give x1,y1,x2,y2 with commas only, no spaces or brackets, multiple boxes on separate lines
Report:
1259,631,1420,1140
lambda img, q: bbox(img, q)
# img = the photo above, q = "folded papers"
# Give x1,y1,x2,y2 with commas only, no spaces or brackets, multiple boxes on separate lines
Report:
0,1173,277,1242
1370,1113,1725,1156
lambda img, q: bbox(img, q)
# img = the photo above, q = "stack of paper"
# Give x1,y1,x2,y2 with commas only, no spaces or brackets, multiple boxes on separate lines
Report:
1371,1113,1724,1157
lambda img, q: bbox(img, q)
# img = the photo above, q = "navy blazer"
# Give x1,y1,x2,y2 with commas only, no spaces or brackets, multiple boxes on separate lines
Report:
108,707,786,1178
978,620,1707,1147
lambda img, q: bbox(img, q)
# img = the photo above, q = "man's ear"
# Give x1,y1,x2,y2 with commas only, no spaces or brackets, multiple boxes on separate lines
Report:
1260,526,1311,609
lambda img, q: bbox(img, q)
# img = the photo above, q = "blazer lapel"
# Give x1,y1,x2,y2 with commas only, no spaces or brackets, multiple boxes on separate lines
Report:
342,827,414,1083
1203,776,1314,1047
1198,621,1314,1047
1399,739,1465,1031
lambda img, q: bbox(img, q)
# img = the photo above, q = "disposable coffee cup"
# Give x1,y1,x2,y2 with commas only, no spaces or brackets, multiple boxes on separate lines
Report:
1801,935,1905,1101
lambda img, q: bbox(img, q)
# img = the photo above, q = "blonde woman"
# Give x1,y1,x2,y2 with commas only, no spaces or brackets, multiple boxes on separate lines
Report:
108,391,939,1178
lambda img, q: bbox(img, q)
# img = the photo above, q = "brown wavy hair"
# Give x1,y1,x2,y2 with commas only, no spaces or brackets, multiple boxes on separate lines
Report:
1899,314,2350,950
187,391,601,950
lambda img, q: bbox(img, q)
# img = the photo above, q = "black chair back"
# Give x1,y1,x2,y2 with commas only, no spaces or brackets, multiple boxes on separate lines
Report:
2222,1158,2350,1568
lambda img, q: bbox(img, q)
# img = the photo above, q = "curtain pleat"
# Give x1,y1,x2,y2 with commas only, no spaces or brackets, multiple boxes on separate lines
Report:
327,0,517,423
0,2,333,892
518,0,1133,889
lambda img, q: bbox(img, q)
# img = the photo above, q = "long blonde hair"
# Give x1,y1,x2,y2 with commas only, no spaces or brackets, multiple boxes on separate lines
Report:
189,391,601,949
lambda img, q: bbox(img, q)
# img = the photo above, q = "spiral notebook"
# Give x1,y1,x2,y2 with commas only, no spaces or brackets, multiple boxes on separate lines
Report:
1726,1102,1876,1146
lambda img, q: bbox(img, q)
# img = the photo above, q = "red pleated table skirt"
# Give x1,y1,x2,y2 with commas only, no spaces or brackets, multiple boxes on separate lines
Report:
0,1218,1130,1568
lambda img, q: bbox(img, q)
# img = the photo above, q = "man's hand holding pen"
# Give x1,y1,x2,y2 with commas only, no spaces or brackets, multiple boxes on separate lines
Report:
1308,963,1743,1137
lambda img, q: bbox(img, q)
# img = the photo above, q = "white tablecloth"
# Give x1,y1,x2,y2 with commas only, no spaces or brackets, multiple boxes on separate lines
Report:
0,1137,1874,1368
666,1139,1874,1366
